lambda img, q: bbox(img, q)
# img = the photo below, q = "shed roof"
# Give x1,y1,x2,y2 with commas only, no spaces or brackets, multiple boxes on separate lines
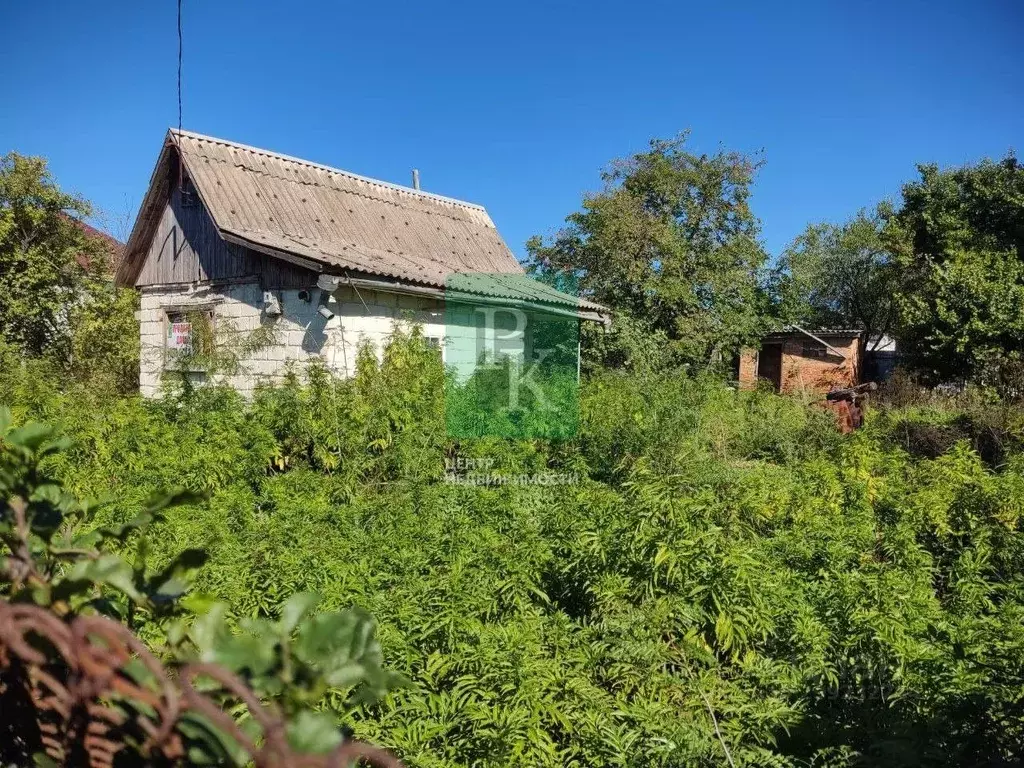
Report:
764,327,863,339
116,130,606,315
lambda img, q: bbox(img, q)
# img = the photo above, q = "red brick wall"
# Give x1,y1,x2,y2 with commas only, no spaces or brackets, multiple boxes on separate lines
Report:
778,337,860,394
738,349,759,387
738,336,861,394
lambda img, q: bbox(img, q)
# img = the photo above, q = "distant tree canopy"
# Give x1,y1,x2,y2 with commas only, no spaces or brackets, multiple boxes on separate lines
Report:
778,207,897,349
0,152,137,392
526,133,774,371
0,153,99,355
773,153,1024,391
888,153,1024,384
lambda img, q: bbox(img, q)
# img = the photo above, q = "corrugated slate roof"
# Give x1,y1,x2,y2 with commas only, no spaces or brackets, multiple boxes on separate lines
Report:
175,130,521,281
768,327,863,337
118,130,605,314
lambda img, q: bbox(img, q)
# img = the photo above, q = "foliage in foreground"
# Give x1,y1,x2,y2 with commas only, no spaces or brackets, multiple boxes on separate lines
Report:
0,410,402,766
4,334,1024,767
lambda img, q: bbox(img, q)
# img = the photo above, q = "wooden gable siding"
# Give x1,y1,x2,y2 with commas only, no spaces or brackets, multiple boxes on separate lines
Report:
135,183,315,289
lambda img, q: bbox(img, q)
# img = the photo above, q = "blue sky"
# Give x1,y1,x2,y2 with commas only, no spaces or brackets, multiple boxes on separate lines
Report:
2,0,1021,260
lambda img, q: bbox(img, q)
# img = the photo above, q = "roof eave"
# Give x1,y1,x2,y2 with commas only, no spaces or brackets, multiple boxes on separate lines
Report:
115,132,178,287
332,274,610,324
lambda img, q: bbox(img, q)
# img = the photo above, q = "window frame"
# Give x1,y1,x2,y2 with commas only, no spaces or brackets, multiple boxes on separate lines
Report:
425,335,446,363
162,304,216,372
800,340,830,359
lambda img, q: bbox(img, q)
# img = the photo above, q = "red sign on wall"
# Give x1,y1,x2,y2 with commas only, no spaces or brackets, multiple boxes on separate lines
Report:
167,322,192,351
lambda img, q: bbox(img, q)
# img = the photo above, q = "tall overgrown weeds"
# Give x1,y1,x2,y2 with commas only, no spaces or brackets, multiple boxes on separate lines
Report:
4,331,1024,766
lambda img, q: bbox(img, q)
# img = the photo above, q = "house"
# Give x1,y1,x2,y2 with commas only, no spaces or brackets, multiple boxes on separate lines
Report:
115,130,608,397
736,327,863,394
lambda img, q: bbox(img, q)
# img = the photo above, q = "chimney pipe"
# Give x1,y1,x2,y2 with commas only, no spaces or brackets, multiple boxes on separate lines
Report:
412,168,420,190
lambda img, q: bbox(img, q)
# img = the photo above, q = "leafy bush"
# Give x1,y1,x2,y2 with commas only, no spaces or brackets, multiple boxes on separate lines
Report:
0,409,403,766
0,153,139,396
4,332,1024,767
872,380,1024,469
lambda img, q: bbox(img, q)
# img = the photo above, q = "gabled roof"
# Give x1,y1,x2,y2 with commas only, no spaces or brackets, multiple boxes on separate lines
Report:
117,130,606,316
117,129,525,289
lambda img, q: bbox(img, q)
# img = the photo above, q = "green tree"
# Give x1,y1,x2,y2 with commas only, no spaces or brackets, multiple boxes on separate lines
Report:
779,206,897,349
0,153,97,354
0,152,138,392
889,152,1024,385
70,283,140,392
526,133,773,371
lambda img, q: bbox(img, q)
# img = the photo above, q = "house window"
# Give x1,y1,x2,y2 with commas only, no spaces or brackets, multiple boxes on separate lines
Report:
801,341,830,359
425,335,445,362
164,307,214,370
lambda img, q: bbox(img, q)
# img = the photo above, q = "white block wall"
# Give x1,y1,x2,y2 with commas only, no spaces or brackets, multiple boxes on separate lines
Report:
138,280,450,397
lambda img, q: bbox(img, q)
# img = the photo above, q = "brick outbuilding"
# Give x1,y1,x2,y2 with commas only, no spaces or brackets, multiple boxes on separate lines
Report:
737,327,862,395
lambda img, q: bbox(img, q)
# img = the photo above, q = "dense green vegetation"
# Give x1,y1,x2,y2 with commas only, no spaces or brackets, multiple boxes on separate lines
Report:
0,152,138,394
526,134,776,373
5,139,1024,766
889,154,1024,387
5,334,1024,767
0,411,402,766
